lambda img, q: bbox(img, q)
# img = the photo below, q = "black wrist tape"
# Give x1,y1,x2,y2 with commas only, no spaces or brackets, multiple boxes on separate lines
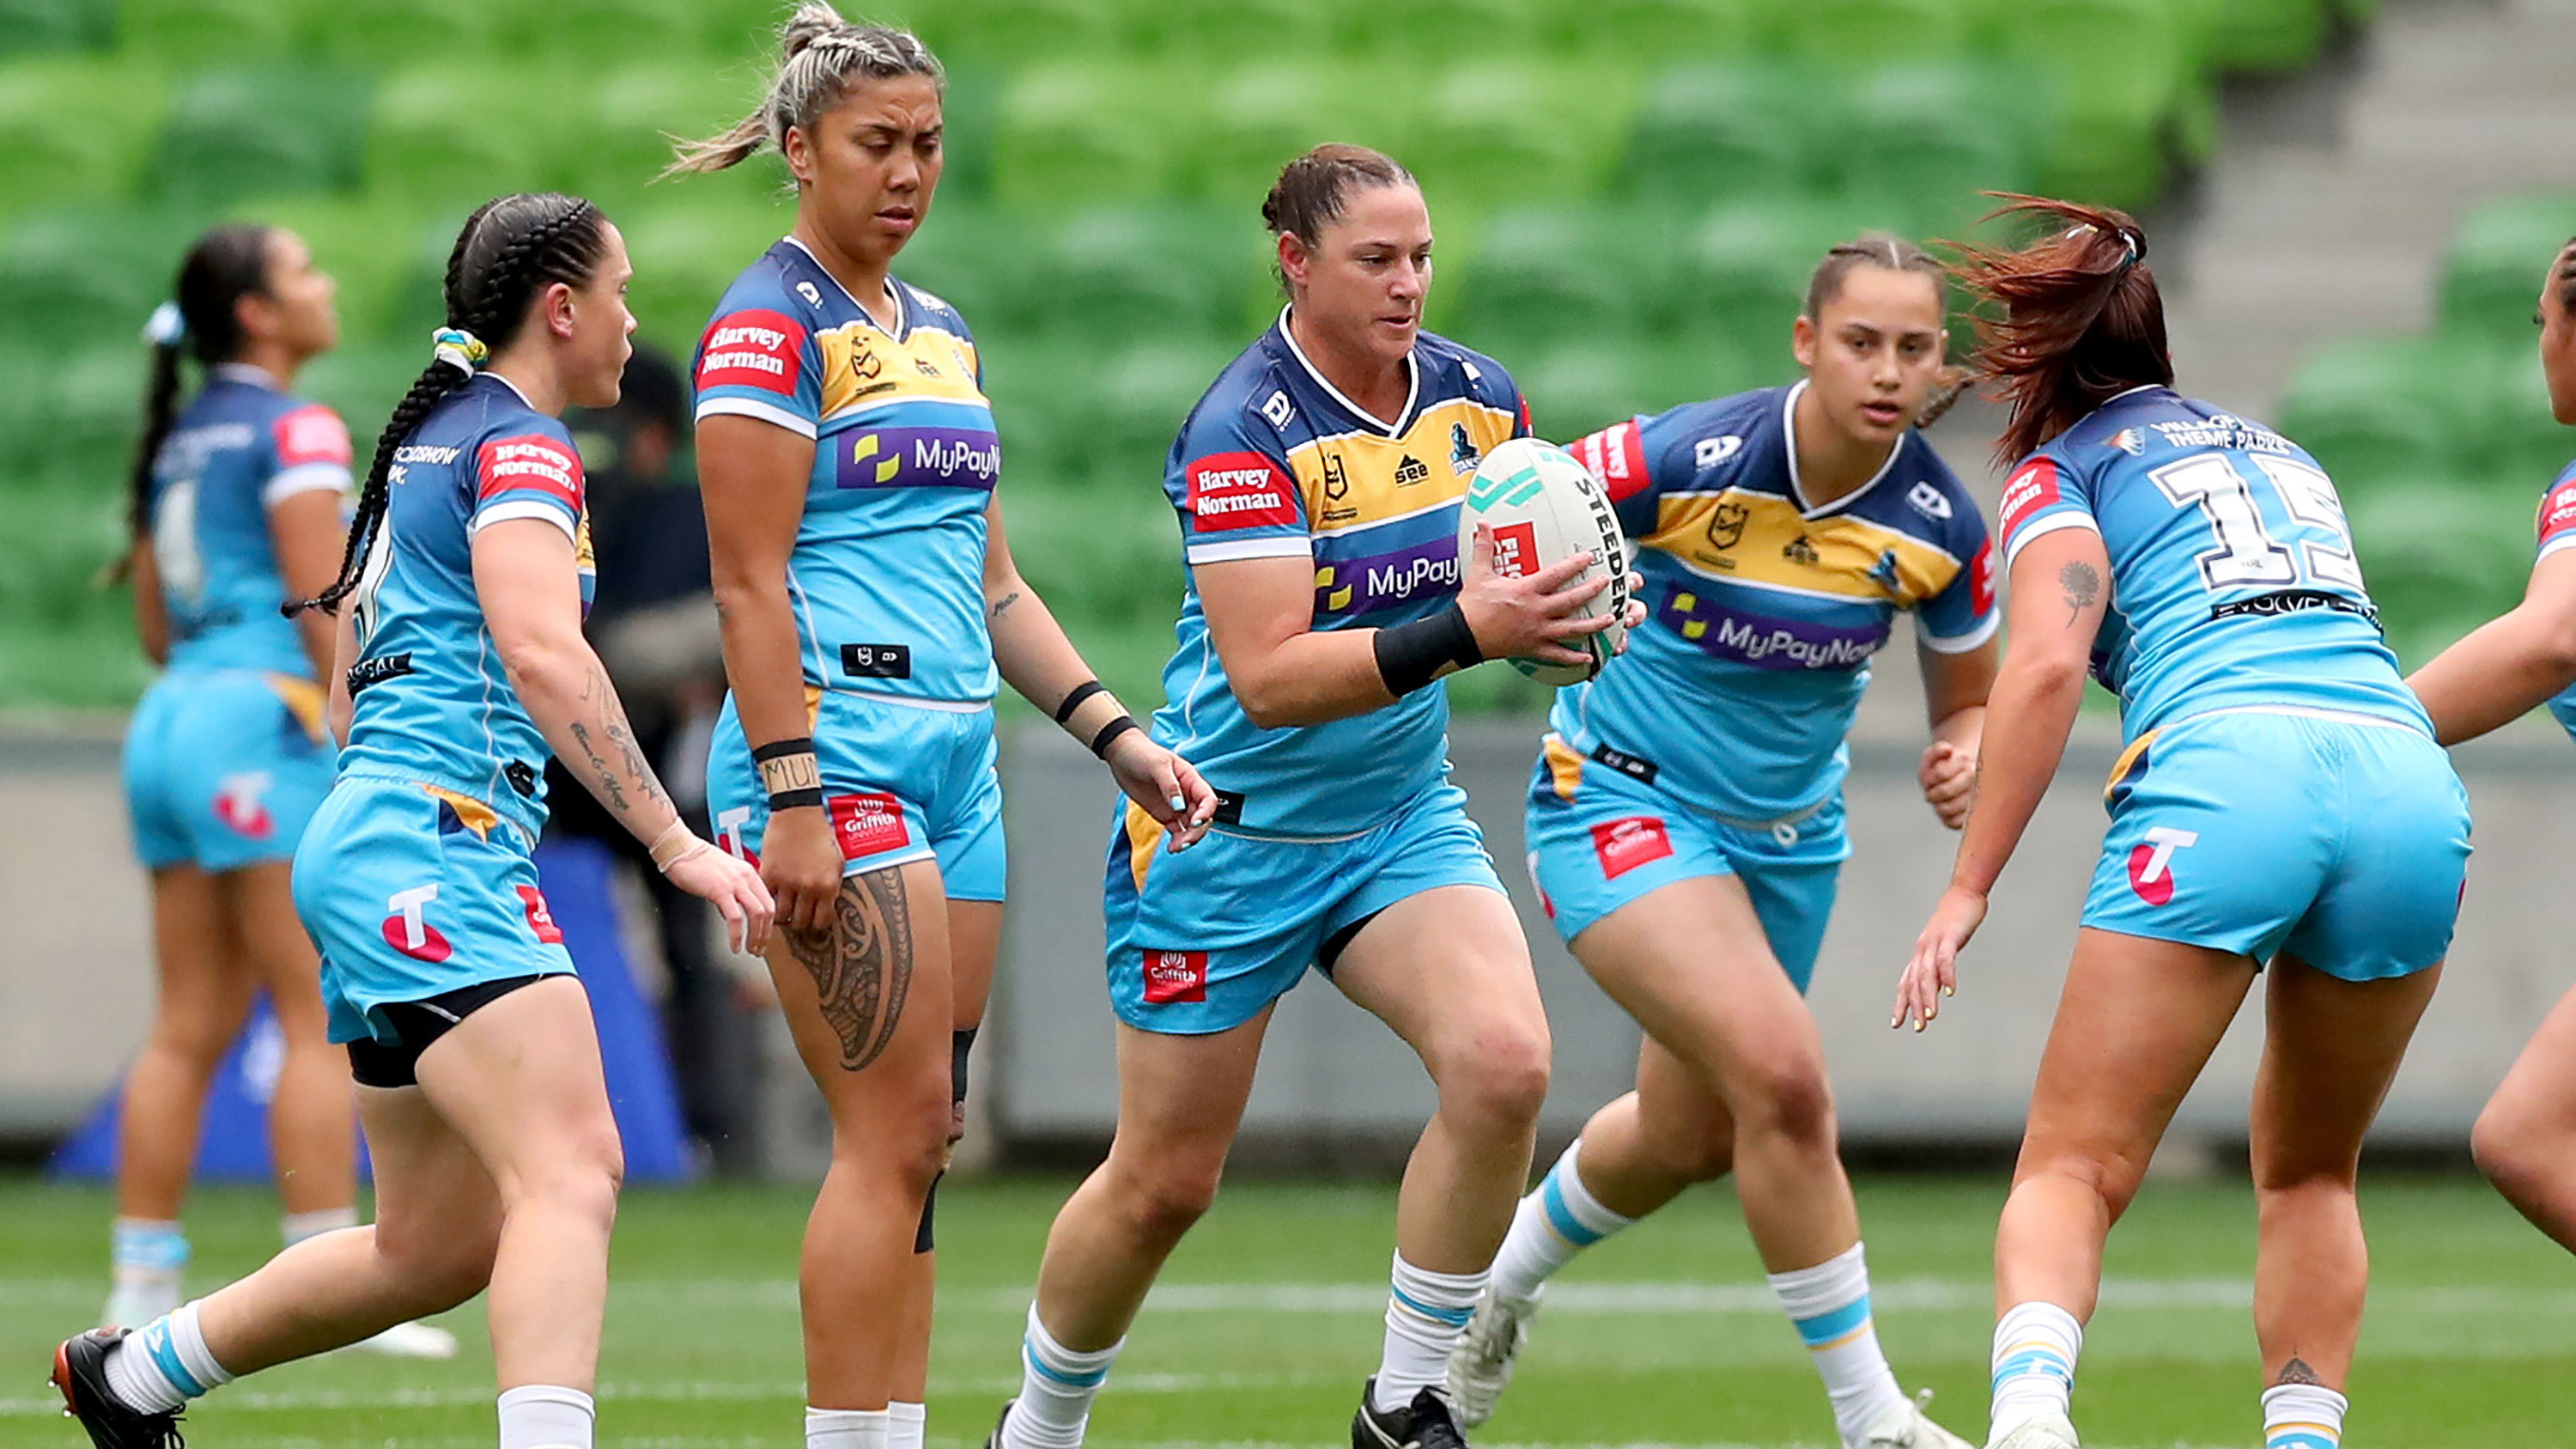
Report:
1054,679,1105,725
768,787,824,811
1373,601,1483,697
1089,715,1140,759
750,737,816,763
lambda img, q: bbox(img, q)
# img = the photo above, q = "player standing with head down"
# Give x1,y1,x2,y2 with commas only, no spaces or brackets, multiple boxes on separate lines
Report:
2407,234,2576,1257
988,144,1631,1449
1450,236,1990,1449
1893,198,2470,1449
52,192,771,1449
107,222,451,1358
671,11,1216,1449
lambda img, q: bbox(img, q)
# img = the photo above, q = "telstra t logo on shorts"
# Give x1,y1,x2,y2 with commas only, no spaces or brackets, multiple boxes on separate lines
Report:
215,771,274,840
2126,826,2198,906
382,884,453,962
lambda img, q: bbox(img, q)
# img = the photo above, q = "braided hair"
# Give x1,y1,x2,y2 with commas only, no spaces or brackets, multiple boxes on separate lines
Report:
665,2,943,178
128,223,276,545
289,192,610,617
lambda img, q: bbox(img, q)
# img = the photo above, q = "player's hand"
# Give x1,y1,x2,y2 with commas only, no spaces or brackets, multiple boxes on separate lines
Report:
661,837,775,956
1104,731,1219,853
1610,570,1648,654
1894,883,1985,1032
1918,739,1977,830
761,805,845,941
1456,523,1615,667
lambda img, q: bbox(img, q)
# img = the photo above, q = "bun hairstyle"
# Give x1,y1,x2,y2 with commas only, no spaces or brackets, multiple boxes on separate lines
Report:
1944,192,2174,465
666,2,943,177
1800,232,1966,429
1260,143,1418,296
289,192,610,618
128,224,276,545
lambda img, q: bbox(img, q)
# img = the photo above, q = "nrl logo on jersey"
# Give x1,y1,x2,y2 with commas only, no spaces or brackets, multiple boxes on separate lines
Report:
2106,428,2148,456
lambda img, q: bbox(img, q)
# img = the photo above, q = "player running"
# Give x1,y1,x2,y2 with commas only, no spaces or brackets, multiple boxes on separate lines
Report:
670,11,1216,1449
1893,198,2470,1449
52,192,771,1449
2408,233,2576,1258
987,143,1633,1449
1449,235,1990,1449
108,223,453,1359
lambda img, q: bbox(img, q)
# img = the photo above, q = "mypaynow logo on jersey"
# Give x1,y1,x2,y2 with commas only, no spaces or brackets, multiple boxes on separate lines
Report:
1665,597,1886,670
835,426,1001,490
1316,537,1462,616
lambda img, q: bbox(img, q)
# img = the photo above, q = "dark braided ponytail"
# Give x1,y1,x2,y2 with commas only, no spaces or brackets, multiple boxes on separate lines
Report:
290,193,609,617
127,224,275,545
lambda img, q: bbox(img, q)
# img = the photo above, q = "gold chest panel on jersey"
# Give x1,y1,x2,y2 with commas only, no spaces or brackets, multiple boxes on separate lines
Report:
814,322,987,424
1286,397,1518,535
1641,490,1959,606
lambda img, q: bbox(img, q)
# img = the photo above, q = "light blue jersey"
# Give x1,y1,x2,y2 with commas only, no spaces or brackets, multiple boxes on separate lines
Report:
2533,461,2576,742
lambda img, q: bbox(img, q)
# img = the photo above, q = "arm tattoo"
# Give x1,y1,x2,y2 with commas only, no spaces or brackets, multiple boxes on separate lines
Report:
2275,1357,2324,1386
566,662,671,819
2058,560,2102,625
990,588,1024,619
784,866,915,1071
568,721,629,813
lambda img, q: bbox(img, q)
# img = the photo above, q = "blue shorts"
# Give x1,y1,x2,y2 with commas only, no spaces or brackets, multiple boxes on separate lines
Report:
124,670,334,873
1103,780,1505,1034
705,688,1006,903
2083,710,2470,981
1524,737,1843,991
292,774,574,1047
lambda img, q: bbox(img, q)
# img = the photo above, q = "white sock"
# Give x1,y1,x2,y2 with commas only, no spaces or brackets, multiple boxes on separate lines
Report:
888,1400,925,1449
1488,1140,1638,1303
104,1300,234,1414
108,1218,188,1321
1988,1301,2083,1440
1767,1242,1908,1446
282,1208,360,1248
498,1385,596,1449
2263,1383,2348,1449
1374,1254,1486,1412
1001,1304,1121,1449
805,1407,888,1449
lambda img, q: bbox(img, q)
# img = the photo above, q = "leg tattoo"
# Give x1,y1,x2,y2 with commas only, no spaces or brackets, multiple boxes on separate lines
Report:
785,867,915,1071
2275,1356,2324,1386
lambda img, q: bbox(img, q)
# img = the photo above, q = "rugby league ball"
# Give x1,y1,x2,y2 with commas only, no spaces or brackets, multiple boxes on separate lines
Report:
1456,435,1631,686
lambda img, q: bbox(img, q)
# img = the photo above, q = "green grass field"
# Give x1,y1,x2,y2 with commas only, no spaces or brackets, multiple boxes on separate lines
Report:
2,1172,2570,1449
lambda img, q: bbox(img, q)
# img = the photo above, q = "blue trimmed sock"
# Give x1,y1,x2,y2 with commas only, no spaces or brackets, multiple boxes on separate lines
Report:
102,1301,234,1414
1990,1300,2082,1441
1489,1140,1638,1303
999,1305,1121,1449
2263,1383,2346,1449
1374,1254,1486,1412
1767,1242,1907,1446
107,1218,188,1326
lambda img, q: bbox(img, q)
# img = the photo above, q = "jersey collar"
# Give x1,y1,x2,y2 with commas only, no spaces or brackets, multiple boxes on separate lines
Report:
782,234,911,344
1779,379,1905,521
213,362,282,392
1276,306,1420,437
477,369,540,412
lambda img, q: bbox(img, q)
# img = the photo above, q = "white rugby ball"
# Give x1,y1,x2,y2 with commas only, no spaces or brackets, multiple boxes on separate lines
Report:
1456,435,1631,686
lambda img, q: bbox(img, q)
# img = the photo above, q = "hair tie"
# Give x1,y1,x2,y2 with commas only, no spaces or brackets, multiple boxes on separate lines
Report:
2117,228,2145,269
143,301,186,349
431,326,488,376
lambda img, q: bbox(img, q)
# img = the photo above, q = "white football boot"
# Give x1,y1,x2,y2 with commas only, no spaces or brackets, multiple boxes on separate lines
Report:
1443,1290,1540,1428
350,1319,460,1359
1856,1391,1977,1449
1986,1410,2080,1449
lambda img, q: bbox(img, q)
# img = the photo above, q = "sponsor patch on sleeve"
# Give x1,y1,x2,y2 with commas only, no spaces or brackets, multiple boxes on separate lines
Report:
1969,536,1996,617
2540,476,2576,551
272,405,351,467
696,307,804,395
1996,456,2064,545
476,434,583,511
1184,449,1298,533
1571,420,1650,502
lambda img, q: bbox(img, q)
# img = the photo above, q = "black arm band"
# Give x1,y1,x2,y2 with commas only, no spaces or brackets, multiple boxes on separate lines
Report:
1372,601,1483,698
768,787,825,811
751,737,816,763
1054,679,1105,725
1088,715,1140,760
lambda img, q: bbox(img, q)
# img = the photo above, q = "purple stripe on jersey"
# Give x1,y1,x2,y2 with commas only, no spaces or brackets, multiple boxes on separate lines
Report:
1314,536,1463,618
1660,595,1889,671
831,425,1001,490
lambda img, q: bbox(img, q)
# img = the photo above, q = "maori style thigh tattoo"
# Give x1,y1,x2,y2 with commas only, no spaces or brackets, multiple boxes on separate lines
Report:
786,866,915,1071
2058,560,2102,625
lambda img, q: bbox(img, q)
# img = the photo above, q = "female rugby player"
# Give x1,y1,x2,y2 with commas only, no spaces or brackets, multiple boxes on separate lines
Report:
1451,236,1990,1449
671,10,1216,1448
1894,198,2470,1449
111,223,450,1358
2408,234,2576,1258
988,144,1633,1449
52,192,771,1449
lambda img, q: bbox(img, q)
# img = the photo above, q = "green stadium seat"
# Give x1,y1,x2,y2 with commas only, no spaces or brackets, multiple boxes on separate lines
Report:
2348,484,2534,668
1332,0,1542,59
1662,201,1890,342
2276,336,2483,505
914,0,1115,68
240,195,434,347
1410,61,1637,210
992,64,1188,209
154,64,372,208
364,66,558,214
1036,339,1236,487
1623,62,1827,208
383,207,487,340
614,197,799,362
1110,0,1334,60
489,0,701,58
291,340,424,454
1011,205,1265,344
0,340,146,495
1541,0,1758,61
1182,63,1415,210
996,470,1187,629
2203,0,2329,73
1772,0,1965,64
1979,0,2202,207
1517,342,1661,443
933,59,1004,203
118,0,296,62
296,0,497,66
0,58,164,219
0,0,113,56
1449,206,1656,353
2440,193,2576,344
1832,63,2032,235
0,208,184,355
890,204,1044,337
558,65,777,216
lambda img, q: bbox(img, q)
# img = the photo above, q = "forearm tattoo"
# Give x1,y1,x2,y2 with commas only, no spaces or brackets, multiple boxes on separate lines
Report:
568,663,670,820
2058,560,2101,625
786,866,915,1071
990,588,1024,619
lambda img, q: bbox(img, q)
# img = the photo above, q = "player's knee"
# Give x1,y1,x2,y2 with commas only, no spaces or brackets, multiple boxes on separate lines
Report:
2471,1098,2550,1201
146,1014,240,1072
377,1215,500,1312
1733,1046,1836,1148
514,1129,626,1231
1437,1020,1552,1134
1112,1156,1224,1246
1643,1117,1734,1184
2020,1140,2150,1219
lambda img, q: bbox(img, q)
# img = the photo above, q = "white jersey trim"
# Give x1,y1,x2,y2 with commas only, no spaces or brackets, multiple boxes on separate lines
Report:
696,394,818,439
262,461,350,508
1779,379,1907,521
470,499,580,543
2170,703,2431,738
1918,610,2001,654
1278,306,1420,438
1187,536,1313,564
2001,511,2101,571
2537,533,2576,563
827,686,995,715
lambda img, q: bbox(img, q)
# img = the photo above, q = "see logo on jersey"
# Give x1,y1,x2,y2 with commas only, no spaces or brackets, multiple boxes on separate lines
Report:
1140,949,1208,1004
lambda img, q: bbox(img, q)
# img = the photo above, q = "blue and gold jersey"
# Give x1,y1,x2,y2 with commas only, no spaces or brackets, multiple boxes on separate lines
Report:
1998,385,2426,741
2530,460,2576,743
1549,382,1996,823
147,364,353,677
693,238,999,704
339,374,596,843
1153,313,1528,836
